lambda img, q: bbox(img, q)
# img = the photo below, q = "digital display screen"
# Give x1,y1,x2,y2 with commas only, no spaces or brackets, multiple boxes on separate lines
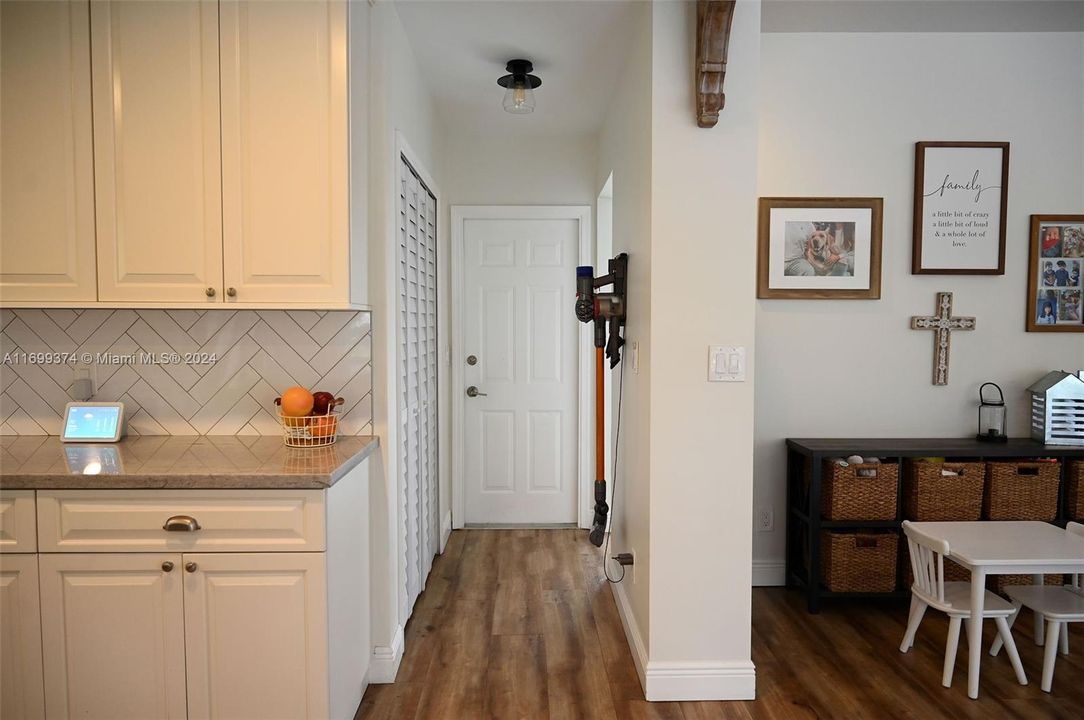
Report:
64,405,121,441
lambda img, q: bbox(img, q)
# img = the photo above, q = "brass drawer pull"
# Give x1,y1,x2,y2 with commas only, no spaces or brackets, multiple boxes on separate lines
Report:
163,515,201,532
162,561,174,573
185,562,198,573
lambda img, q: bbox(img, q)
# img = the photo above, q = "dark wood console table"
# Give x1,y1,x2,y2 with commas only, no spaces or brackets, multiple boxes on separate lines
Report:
785,438,1084,613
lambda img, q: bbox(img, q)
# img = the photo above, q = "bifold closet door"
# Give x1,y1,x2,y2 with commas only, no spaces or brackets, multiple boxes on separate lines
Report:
398,157,439,622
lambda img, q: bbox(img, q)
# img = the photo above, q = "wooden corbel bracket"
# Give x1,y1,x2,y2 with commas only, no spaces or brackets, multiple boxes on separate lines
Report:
696,0,736,128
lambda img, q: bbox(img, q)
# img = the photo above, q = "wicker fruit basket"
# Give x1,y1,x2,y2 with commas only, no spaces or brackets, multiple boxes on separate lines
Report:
1067,461,1084,521
276,397,344,449
821,460,899,520
983,461,1060,521
991,573,1066,597
821,531,898,593
904,461,985,521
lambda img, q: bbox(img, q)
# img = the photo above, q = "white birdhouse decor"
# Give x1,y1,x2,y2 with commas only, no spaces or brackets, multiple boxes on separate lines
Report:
1028,370,1084,446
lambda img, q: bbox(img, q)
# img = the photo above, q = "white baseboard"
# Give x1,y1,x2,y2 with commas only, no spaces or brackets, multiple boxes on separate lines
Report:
440,511,452,553
752,559,786,587
611,582,757,701
367,623,405,684
644,661,756,701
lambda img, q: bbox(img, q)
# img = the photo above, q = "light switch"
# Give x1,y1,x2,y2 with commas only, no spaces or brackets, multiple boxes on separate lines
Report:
708,345,745,382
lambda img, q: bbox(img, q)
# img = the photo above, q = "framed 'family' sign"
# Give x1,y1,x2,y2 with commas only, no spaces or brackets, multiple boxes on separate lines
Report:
912,141,1009,275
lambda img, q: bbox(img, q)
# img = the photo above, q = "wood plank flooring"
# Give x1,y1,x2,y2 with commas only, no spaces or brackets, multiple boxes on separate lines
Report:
355,529,1082,719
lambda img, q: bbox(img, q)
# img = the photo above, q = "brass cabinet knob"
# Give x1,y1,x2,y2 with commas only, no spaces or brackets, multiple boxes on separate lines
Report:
163,515,201,532
226,287,237,297
185,562,198,573
162,561,174,573
205,287,216,297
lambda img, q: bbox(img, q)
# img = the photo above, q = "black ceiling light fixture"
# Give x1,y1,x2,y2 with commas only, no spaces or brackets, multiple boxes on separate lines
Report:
497,59,541,115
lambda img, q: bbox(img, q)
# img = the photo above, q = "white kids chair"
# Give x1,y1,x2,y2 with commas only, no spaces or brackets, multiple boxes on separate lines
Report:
899,520,1028,689
989,521,1084,692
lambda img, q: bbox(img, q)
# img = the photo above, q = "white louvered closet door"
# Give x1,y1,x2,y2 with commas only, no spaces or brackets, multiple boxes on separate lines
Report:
398,157,439,622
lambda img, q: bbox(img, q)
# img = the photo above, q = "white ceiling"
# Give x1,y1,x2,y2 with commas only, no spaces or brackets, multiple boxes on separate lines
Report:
394,0,639,139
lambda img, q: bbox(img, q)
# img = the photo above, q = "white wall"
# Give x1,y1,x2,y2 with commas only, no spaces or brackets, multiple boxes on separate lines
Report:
753,31,1084,579
366,0,444,681
595,0,654,672
642,0,759,700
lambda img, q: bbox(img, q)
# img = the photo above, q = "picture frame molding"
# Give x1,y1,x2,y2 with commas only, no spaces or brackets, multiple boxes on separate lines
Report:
911,140,1010,275
1026,213,1084,333
756,196,884,300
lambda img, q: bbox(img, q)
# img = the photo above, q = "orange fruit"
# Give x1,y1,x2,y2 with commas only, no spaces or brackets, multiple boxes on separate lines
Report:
310,415,337,437
279,386,314,417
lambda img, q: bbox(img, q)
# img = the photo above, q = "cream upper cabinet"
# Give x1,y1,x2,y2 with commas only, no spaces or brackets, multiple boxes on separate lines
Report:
91,0,224,303
0,0,96,302
219,0,349,304
0,554,46,720
39,553,188,720
183,552,329,720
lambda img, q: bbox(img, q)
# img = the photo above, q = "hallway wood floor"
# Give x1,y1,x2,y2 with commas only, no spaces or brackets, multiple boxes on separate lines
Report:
355,529,1082,719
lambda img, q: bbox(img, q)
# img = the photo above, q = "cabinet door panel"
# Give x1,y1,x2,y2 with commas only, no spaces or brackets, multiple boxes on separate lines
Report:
0,554,45,720
0,0,96,301
220,0,347,303
39,553,187,720
92,0,223,302
184,552,328,719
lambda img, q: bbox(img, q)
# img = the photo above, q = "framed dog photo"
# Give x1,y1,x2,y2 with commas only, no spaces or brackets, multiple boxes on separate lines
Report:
1027,214,1084,332
912,141,1009,274
756,197,883,299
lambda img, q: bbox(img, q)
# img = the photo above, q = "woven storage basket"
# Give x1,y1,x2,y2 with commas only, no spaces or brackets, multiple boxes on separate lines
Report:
821,461,899,520
1067,461,1084,521
901,543,970,588
992,574,1066,597
983,461,1060,521
904,461,985,521
821,531,898,593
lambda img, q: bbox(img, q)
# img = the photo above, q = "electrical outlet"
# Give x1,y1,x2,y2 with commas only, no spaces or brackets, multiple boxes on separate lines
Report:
757,507,774,532
631,342,639,375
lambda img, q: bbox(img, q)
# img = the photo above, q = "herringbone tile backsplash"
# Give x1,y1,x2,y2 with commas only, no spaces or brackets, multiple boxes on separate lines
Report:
0,309,372,436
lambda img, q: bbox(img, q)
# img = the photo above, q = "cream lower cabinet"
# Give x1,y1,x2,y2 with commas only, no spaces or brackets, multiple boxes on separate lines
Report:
38,553,189,720
0,554,46,720
183,553,328,720
6,459,371,720
38,552,327,720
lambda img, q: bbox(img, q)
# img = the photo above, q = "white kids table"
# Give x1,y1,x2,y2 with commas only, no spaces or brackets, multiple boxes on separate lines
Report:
908,521,1084,699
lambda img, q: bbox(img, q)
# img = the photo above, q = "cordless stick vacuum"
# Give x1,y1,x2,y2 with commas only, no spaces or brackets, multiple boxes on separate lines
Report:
575,253,628,547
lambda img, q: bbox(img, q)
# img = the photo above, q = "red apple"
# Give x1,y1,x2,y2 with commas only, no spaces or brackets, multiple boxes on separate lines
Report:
311,391,336,415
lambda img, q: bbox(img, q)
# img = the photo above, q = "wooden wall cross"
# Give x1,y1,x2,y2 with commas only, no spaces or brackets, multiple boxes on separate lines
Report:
910,292,976,386
695,0,736,128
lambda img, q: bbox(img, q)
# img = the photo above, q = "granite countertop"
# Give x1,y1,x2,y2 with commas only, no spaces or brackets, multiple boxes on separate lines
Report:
0,435,379,490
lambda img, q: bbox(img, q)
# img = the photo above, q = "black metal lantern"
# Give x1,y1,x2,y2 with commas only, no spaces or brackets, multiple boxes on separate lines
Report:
976,382,1008,443
497,59,541,114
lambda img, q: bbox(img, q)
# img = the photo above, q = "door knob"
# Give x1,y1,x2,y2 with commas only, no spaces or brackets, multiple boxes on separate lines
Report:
162,561,174,573
226,287,237,297
466,386,487,398
205,287,216,297
185,562,198,573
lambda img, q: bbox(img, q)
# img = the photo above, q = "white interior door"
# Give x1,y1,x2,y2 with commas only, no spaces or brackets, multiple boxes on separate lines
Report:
397,156,439,621
459,209,582,525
